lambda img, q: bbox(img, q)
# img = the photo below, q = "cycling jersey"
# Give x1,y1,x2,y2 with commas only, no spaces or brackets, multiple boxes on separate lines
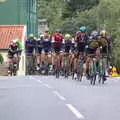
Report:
52,33,63,47
25,38,36,55
75,32,88,43
75,32,88,52
64,39,72,53
36,38,43,54
43,36,51,53
52,33,63,53
8,44,18,58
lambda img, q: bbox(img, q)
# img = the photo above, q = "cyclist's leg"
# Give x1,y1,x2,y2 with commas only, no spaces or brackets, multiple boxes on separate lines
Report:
8,53,13,75
36,47,42,69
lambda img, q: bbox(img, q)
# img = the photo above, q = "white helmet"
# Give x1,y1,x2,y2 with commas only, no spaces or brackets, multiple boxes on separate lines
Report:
12,40,17,43
100,30,107,37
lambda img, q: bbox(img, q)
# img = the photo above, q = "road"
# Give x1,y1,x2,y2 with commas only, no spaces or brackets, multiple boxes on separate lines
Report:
0,76,120,120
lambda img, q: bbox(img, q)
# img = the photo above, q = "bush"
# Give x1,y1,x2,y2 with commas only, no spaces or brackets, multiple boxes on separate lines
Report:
0,53,4,64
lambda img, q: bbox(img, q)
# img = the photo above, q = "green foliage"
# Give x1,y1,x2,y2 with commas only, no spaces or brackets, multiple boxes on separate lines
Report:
0,53,4,64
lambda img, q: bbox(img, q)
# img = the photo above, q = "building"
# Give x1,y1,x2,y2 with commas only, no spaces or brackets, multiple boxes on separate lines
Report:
0,0,37,75
0,0,37,35
0,25,26,75
38,19,49,34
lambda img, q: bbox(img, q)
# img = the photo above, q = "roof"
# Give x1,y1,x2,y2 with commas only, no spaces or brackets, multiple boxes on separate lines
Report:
0,25,24,49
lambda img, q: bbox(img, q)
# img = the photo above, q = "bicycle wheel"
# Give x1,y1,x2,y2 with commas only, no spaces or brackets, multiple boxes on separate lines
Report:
90,59,97,85
63,55,69,78
99,55,106,84
55,68,60,78
55,56,60,78
77,60,84,81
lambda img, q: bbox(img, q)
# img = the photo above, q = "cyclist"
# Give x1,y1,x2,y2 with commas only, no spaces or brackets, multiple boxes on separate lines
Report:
99,30,112,76
43,30,51,54
8,40,19,75
25,34,36,73
52,29,63,53
61,33,72,76
74,26,89,76
86,31,100,77
42,30,51,69
75,26,89,57
52,29,63,70
99,30,112,57
87,31,100,55
64,33,72,53
25,33,36,56
36,34,44,70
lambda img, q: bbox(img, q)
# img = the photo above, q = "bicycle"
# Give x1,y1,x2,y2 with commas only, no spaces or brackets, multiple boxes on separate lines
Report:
8,50,21,76
26,53,36,75
77,56,85,81
63,53,70,78
98,53,108,84
54,52,61,78
88,54,98,85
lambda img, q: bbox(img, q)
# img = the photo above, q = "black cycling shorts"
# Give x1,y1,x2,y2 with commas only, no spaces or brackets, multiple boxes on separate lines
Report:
8,54,14,59
64,45,71,53
36,47,42,54
77,42,86,53
54,46,61,53
87,47,97,54
101,46,107,54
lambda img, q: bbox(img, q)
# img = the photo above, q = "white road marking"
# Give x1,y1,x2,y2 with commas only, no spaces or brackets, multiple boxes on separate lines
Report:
36,80,43,84
43,84,53,89
30,77,43,84
66,104,84,119
53,91,67,101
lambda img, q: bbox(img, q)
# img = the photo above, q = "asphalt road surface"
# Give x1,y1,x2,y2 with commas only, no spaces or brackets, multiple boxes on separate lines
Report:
0,76,120,120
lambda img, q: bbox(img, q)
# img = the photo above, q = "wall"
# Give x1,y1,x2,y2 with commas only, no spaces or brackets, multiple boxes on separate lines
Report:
0,50,9,75
0,0,37,35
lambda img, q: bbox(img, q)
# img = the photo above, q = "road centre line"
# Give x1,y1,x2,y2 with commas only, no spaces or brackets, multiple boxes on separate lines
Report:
30,77,43,84
66,104,84,119
43,83,53,89
53,91,67,101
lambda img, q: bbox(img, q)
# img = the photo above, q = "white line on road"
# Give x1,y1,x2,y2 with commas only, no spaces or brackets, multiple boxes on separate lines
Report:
43,84,53,89
36,80,43,84
66,104,84,119
53,91,67,101
30,77,43,84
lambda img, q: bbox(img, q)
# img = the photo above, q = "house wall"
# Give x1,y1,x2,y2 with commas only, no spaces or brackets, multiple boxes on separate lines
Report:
0,50,9,75
0,0,37,34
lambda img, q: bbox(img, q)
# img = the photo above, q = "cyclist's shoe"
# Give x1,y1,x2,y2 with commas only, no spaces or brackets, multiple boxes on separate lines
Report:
49,65,53,71
8,70,11,76
74,73,77,79
36,66,40,71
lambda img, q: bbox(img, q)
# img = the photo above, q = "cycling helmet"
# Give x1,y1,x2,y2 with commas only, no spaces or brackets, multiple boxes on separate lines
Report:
29,33,34,38
64,34,71,40
80,26,87,33
12,39,17,43
40,34,44,38
100,30,107,37
91,31,98,37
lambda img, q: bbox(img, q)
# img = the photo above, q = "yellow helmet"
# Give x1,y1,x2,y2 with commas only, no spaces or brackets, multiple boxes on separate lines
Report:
64,34,71,40
100,30,107,37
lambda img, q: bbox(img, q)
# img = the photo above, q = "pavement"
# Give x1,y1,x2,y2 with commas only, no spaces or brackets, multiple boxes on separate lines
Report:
0,75,120,120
